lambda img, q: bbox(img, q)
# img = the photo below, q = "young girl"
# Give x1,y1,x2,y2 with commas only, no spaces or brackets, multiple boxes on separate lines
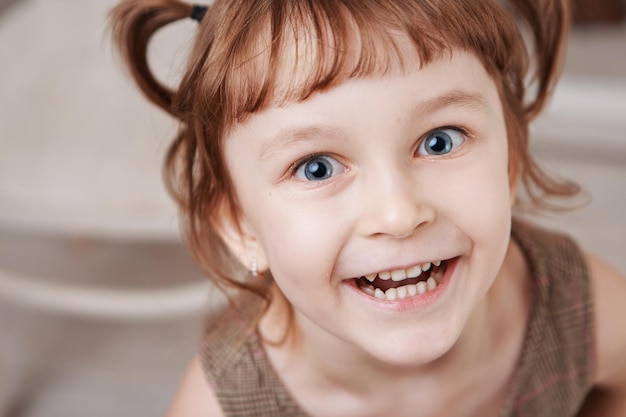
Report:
110,0,626,415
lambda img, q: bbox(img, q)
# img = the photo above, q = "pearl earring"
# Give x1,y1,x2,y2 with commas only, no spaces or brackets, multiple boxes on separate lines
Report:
250,257,258,277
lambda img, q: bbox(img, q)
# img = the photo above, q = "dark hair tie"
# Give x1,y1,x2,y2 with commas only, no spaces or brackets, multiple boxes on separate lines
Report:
190,5,208,22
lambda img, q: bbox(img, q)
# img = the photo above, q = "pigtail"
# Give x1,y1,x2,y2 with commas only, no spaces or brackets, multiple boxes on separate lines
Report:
111,0,276,321
109,0,193,116
506,0,570,120
501,0,581,209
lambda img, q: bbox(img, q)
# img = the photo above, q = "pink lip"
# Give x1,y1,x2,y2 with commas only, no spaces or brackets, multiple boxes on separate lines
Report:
345,257,459,312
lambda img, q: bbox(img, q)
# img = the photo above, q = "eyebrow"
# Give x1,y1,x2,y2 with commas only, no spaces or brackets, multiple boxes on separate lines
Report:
411,89,489,119
259,125,347,161
258,89,488,160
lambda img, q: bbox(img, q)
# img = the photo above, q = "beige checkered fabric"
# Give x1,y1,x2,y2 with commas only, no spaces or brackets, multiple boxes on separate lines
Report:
200,220,594,416
498,220,594,416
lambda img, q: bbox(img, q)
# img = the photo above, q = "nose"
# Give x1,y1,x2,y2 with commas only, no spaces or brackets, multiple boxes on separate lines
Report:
357,167,434,239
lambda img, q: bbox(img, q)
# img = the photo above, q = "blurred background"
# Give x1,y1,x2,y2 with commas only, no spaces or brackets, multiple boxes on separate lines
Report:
0,1,624,416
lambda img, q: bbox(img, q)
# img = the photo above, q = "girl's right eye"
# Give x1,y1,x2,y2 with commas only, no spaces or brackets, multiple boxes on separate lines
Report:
293,155,345,182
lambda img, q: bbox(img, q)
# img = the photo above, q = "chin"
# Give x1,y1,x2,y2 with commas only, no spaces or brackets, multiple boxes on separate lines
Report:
359,327,461,369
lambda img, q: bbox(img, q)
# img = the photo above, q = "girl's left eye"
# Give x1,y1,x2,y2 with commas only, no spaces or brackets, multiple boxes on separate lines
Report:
416,128,466,157
293,155,345,181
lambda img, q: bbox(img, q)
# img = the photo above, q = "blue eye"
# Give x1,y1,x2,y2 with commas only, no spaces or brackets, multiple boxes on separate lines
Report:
294,155,344,181
417,128,465,156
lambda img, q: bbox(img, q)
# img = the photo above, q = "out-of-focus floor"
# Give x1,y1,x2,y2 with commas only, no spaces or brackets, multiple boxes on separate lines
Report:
0,1,625,416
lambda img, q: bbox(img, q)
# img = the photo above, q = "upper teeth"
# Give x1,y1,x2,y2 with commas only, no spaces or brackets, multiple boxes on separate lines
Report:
365,261,439,283
361,276,440,301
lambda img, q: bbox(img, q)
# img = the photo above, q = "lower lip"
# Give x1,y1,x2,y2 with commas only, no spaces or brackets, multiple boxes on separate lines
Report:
345,258,459,312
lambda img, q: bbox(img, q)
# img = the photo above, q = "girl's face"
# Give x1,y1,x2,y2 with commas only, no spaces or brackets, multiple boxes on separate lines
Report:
223,50,514,366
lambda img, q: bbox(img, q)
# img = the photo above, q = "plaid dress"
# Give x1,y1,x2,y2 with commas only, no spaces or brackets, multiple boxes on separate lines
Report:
199,220,595,416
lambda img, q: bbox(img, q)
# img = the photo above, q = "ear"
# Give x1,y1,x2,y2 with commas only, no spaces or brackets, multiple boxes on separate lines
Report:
214,213,269,275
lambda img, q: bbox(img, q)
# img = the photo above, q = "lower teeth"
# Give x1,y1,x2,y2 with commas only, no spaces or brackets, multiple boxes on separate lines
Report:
367,277,439,301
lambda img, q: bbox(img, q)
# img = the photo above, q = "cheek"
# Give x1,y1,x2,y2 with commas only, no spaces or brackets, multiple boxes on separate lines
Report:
455,160,511,224
225,141,347,287
428,134,512,250
459,144,512,270
243,193,341,284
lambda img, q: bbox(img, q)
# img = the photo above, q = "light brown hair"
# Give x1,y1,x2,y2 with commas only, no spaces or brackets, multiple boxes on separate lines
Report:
110,0,578,310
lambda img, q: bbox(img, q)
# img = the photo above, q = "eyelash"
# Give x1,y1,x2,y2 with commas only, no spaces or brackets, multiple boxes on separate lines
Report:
415,126,469,158
287,125,471,182
290,153,345,182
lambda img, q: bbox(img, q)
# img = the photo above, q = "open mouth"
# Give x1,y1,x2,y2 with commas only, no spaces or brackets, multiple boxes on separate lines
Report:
354,259,451,301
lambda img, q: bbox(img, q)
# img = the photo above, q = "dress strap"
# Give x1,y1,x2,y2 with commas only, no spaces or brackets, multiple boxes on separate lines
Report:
499,220,595,416
199,296,310,416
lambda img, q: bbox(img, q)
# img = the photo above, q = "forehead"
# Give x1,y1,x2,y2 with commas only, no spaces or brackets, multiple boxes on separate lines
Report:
227,51,503,148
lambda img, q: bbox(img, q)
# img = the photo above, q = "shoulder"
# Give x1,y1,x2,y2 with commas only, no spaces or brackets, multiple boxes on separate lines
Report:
586,253,626,389
165,355,224,417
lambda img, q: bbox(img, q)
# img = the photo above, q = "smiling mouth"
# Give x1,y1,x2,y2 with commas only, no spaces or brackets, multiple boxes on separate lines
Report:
354,259,450,301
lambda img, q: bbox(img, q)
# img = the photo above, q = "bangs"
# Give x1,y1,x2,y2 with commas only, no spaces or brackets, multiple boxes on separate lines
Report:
194,0,522,131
